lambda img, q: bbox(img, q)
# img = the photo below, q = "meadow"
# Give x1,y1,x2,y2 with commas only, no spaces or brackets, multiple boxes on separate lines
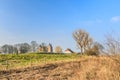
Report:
1,53,120,80
0,53,80,70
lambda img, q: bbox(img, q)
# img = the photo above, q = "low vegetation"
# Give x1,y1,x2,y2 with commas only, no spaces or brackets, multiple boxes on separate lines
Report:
0,53,80,70
1,54,120,80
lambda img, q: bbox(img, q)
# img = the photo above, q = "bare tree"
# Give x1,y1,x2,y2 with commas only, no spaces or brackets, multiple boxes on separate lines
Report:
84,42,104,55
93,42,104,53
105,34,120,55
31,41,38,52
73,29,93,54
54,46,62,53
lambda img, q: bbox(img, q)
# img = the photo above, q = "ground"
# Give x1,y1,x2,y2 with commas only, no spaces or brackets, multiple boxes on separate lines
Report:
0,55,120,80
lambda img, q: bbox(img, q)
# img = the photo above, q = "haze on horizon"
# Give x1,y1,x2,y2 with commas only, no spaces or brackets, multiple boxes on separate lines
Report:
0,0,120,51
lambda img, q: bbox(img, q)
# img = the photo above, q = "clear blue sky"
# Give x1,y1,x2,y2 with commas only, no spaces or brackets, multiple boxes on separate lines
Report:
0,0,120,51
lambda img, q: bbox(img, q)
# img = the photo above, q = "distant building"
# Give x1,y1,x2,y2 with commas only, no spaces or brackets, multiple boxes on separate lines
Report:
64,48,74,53
38,45,47,52
38,43,53,53
47,43,53,53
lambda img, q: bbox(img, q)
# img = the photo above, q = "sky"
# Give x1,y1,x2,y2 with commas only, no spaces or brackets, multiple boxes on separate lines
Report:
0,0,120,51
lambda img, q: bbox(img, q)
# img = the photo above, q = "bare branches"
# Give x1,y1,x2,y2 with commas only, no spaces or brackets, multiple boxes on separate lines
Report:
105,34,120,55
73,29,93,54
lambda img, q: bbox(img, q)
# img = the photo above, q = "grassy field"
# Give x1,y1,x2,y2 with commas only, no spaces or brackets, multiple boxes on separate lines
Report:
1,53,120,80
1,54,120,80
0,53,80,70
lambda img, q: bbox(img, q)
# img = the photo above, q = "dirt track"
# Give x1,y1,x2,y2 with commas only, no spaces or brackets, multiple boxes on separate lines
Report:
0,56,120,80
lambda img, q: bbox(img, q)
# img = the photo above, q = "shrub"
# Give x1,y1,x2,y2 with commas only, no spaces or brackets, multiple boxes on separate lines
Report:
84,49,98,56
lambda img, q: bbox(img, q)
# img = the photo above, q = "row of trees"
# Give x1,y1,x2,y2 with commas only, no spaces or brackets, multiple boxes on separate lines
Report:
0,41,38,54
0,41,63,54
73,29,119,55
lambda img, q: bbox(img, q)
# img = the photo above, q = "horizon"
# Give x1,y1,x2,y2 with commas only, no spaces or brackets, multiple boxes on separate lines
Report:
0,0,120,51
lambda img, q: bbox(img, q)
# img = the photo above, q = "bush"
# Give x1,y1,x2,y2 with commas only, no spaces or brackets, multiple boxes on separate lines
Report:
84,49,98,56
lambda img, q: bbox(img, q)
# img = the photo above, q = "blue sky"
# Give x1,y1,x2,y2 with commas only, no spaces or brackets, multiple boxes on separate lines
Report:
0,0,120,51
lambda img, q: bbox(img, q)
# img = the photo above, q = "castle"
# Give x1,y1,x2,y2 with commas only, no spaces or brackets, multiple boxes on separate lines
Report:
38,43,53,53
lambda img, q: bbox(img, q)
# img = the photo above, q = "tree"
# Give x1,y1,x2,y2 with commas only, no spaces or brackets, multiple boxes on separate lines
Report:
105,34,120,55
1,44,15,54
93,42,104,53
83,42,103,55
0,46,2,53
54,46,62,53
14,44,21,54
13,46,18,54
1,44,9,53
19,43,31,53
73,29,93,54
8,45,14,53
31,41,38,52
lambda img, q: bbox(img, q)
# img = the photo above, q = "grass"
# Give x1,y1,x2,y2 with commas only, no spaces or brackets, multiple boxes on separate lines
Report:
0,53,80,70
1,53,120,80
71,56,120,80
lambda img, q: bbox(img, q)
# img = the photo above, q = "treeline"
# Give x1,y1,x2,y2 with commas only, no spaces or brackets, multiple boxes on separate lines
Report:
0,41,48,54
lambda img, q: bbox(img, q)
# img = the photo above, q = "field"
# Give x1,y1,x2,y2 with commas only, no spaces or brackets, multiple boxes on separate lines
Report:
0,53,120,80
0,53,79,70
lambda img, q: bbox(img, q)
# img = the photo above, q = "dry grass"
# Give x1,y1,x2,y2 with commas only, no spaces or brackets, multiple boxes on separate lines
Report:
70,56,120,80
0,55,120,80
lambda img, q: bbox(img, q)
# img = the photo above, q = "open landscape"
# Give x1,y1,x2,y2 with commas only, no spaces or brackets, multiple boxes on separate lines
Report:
0,53,120,80
1,0,120,80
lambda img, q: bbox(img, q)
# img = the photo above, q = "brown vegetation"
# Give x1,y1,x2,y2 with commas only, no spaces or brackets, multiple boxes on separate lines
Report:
1,56,120,80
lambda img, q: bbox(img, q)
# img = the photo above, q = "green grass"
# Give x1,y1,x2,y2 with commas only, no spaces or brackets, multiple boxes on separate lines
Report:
0,53,80,70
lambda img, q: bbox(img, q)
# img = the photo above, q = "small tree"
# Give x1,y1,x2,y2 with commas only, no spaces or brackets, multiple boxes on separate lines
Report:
105,34,120,55
1,44,15,54
54,46,62,53
14,44,22,54
84,42,103,56
1,44,9,54
73,29,93,54
19,43,31,53
94,42,104,53
31,41,38,52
